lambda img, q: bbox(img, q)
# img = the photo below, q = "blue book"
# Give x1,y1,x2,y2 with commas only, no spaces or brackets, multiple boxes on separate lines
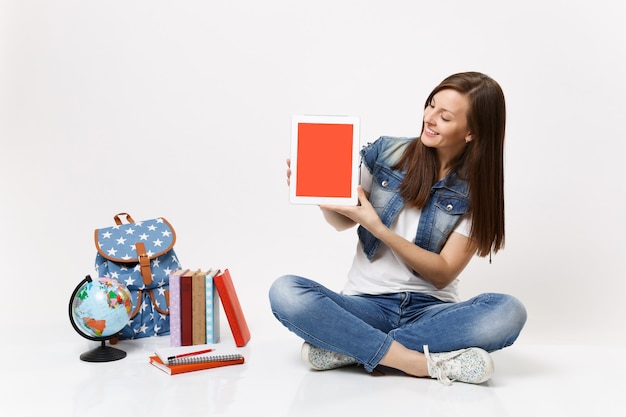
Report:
205,269,221,343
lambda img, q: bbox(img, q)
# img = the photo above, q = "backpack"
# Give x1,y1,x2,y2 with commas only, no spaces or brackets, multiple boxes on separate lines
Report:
94,213,181,339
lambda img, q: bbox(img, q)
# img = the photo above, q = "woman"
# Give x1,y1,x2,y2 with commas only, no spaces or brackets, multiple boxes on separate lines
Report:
269,72,527,385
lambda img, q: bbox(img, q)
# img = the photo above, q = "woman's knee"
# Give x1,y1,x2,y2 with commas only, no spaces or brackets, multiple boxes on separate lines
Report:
489,294,527,347
501,294,527,330
268,275,309,317
269,275,299,302
468,293,527,350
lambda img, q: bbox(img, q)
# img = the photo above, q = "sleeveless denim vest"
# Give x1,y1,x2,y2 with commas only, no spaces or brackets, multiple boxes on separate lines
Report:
358,136,470,260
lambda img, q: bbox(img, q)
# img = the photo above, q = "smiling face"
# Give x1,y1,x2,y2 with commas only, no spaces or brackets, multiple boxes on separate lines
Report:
420,88,472,164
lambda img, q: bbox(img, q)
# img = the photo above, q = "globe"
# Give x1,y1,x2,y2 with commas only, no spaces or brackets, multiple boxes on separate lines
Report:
68,275,132,362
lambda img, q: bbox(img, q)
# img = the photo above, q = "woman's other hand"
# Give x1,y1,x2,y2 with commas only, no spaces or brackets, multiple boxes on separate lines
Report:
320,186,382,234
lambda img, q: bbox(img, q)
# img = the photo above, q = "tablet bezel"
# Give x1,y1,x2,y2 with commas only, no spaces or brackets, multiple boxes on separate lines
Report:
289,114,360,206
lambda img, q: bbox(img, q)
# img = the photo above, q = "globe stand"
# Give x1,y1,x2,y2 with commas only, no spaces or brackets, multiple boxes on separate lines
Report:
80,340,127,362
69,275,130,363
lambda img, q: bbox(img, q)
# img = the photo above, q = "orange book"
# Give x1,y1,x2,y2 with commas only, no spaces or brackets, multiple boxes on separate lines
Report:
213,269,250,347
149,354,244,375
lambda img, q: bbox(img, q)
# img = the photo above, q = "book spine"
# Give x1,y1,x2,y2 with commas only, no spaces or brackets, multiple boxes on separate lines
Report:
205,270,220,343
169,271,182,347
180,273,193,346
191,271,206,345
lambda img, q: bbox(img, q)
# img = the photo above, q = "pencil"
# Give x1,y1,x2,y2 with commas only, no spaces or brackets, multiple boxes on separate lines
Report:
167,348,213,360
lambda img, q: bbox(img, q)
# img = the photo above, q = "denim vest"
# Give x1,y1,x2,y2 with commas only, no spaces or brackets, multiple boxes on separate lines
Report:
358,136,470,260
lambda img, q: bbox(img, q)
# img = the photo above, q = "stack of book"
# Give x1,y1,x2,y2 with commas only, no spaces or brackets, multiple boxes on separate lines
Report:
169,268,250,348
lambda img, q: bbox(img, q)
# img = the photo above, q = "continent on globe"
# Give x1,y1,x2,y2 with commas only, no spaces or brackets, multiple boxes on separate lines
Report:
82,318,107,336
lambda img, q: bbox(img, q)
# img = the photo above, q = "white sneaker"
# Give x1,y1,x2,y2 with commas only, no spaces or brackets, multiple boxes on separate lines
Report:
424,345,494,385
301,342,358,370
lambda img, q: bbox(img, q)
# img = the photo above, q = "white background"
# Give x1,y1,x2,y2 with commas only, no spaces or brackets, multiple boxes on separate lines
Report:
1,0,624,348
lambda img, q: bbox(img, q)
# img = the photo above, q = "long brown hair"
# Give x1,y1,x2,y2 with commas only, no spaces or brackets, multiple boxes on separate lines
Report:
393,72,506,257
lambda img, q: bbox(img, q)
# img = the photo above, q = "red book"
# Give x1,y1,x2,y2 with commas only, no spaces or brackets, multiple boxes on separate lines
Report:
213,269,250,347
180,270,195,346
149,354,244,375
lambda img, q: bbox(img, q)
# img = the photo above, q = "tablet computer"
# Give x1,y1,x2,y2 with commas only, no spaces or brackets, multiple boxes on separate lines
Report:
290,114,360,205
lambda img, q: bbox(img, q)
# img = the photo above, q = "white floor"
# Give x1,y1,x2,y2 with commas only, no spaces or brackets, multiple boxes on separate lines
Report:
3,324,624,417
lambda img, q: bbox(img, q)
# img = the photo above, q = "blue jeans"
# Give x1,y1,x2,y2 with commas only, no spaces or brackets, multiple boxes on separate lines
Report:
269,275,527,372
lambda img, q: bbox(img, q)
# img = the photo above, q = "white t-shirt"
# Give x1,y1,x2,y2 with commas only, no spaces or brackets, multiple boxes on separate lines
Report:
342,168,471,302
